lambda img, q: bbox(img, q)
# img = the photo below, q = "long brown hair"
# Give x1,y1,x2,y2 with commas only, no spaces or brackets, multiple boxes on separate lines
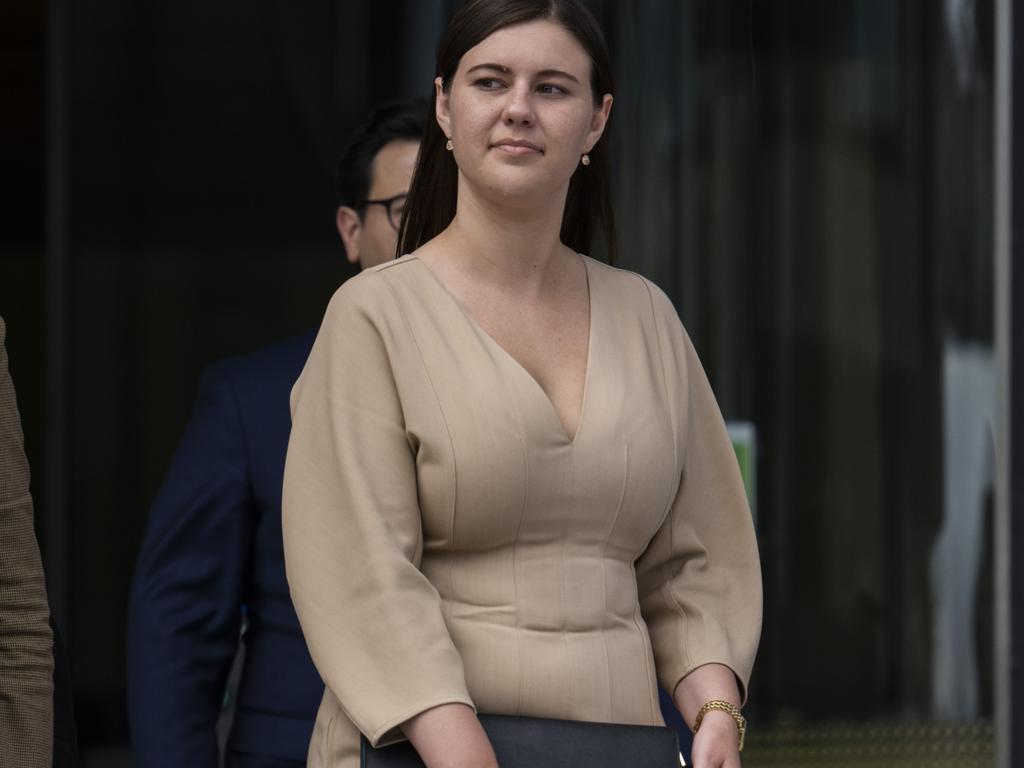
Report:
397,0,616,263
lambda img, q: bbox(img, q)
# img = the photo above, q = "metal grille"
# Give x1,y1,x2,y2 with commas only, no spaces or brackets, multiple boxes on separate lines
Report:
742,721,994,768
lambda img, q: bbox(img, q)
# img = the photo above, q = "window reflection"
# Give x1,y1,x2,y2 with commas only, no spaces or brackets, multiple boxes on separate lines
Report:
588,0,994,762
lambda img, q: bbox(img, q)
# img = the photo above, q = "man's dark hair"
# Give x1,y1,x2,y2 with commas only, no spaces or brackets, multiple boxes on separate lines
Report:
335,100,428,212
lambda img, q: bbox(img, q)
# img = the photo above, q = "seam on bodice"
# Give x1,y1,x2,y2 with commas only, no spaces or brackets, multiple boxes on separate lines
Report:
600,440,631,720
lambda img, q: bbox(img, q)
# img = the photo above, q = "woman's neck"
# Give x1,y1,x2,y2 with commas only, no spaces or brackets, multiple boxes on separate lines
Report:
436,182,573,294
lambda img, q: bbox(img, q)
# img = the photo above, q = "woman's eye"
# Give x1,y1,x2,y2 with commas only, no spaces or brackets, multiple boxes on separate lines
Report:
537,84,567,96
474,78,504,90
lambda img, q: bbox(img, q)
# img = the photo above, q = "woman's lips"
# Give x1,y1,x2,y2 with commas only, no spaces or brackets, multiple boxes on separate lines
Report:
492,140,543,156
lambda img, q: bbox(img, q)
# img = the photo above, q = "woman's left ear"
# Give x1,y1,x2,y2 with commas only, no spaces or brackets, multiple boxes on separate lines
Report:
584,93,614,154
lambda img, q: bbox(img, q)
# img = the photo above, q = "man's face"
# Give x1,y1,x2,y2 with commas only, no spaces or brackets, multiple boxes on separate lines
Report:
336,139,420,269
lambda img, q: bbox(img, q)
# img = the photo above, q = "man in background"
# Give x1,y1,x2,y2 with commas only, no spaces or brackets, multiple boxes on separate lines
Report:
127,101,425,768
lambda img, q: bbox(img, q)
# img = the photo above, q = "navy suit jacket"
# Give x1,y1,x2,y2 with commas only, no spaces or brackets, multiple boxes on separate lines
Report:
128,330,321,766
126,328,694,766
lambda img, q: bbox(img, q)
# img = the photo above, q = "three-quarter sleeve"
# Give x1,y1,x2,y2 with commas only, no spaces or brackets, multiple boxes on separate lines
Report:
282,274,473,747
635,284,763,703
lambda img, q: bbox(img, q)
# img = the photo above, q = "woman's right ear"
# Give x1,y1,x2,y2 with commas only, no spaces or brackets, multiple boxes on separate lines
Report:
336,206,362,265
435,76,452,140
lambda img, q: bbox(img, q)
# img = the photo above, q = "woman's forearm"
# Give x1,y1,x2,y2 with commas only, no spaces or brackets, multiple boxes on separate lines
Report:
672,662,742,733
402,703,499,768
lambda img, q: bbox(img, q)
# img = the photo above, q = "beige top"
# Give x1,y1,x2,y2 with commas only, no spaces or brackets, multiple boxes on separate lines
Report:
0,317,54,767
283,255,762,768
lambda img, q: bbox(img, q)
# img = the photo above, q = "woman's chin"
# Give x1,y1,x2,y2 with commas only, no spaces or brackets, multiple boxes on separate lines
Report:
474,170,565,208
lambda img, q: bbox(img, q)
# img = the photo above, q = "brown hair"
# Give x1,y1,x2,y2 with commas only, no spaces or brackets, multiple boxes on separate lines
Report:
397,0,616,263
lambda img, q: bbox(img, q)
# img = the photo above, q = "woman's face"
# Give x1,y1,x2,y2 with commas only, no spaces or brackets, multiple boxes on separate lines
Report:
436,18,612,207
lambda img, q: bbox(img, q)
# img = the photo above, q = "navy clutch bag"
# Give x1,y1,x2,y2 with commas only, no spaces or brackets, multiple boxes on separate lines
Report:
361,713,682,768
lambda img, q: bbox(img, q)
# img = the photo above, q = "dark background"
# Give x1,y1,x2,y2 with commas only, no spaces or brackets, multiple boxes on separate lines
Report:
0,0,998,761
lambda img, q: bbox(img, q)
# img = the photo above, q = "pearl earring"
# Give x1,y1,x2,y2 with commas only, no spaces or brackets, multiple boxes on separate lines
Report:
580,153,591,166
446,139,454,151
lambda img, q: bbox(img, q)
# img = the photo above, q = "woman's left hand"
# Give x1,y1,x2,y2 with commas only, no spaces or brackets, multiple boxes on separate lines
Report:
688,709,742,768
671,663,745,768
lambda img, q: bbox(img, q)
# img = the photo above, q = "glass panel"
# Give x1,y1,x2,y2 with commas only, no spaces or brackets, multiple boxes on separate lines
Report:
592,0,995,764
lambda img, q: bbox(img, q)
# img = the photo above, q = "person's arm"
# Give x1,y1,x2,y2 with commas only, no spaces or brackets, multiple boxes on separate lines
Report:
634,285,763,768
0,317,54,767
673,664,743,768
402,704,498,768
127,361,254,767
283,274,485,765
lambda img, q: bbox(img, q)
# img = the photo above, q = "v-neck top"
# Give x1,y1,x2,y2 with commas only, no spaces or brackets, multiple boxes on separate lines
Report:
282,254,762,768
413,255,593,445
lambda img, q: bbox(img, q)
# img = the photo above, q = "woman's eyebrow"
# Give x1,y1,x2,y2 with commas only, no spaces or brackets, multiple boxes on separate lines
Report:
466,62,511,75
536,69,580,84
466,62,581,84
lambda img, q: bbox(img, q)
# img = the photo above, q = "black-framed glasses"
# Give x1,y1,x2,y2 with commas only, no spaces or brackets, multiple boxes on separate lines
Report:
360,192,408,232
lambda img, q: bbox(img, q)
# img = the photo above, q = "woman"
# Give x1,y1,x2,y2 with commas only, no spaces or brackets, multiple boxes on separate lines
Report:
282,2,762,767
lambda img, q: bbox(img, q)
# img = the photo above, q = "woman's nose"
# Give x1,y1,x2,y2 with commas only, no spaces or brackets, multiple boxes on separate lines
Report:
502,83,534,126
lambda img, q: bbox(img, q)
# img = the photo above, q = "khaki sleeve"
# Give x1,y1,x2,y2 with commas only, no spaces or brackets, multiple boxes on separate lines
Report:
282,276,473,747
634,286,763,704
0,317,55,767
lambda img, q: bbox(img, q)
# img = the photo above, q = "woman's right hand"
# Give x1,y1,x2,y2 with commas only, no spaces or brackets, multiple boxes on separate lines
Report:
401,702,500,768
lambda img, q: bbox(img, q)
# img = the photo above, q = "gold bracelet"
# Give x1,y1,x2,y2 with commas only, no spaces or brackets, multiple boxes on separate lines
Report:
692,699,746,752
